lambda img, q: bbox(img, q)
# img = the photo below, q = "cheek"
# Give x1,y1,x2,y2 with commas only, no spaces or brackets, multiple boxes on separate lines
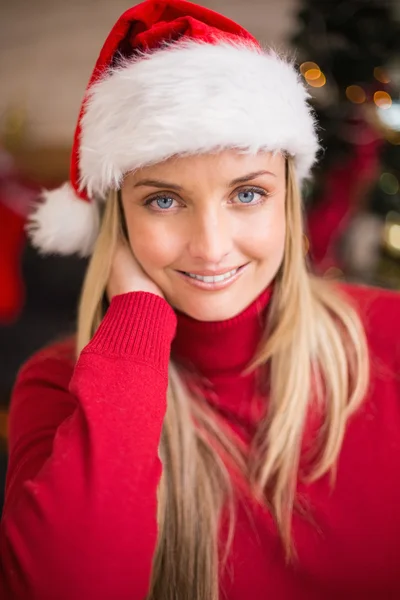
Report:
125,216,181,271
241,201,286,261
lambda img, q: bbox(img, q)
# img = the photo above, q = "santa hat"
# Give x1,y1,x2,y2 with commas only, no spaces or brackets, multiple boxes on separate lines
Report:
28,0,319,257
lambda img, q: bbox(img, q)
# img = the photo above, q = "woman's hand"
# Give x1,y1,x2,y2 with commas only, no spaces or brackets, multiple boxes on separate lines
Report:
107,240,164,301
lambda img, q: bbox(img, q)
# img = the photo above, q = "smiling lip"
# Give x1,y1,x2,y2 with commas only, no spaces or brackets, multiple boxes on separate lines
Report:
176,264,248,291
182,267,241,276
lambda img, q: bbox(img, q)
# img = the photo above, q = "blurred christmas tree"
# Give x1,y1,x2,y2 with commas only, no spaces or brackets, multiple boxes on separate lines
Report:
293,0,400,287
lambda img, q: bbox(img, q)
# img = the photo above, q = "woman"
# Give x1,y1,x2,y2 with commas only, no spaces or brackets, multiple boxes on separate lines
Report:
2,1,400,599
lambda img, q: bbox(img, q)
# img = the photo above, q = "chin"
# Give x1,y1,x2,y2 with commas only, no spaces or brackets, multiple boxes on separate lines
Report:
185,306,236,322
160,266,274,321
171,292,254,322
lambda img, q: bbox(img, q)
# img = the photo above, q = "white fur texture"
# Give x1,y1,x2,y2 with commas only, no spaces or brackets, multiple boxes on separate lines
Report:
80,41,319,198
27,183,100,256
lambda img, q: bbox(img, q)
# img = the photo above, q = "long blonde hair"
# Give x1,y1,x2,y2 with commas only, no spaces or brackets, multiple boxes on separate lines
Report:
77,159,369,600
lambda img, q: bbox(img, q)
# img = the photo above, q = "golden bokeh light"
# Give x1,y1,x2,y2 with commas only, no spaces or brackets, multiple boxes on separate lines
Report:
346,85,366,104
299,61,326,87
304,68,321,81
383,213,400,256
300,61,320,76
307,72,326,88
386,223,400,253
374,91,392,109
374,67,391,84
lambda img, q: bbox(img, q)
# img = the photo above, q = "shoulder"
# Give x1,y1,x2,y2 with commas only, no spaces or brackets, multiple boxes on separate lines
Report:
337,281,400,328
16,336,77,387
337,281,400,365
10,337,77,446
7,337,78,507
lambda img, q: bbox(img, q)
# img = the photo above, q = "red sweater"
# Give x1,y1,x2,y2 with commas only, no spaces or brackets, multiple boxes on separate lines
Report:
1,284,400,599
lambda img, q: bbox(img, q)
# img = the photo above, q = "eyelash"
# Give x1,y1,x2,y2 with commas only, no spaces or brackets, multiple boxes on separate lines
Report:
143,186,269,211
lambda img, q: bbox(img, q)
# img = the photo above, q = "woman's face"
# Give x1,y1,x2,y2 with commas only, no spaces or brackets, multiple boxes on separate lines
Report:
121,150,286,321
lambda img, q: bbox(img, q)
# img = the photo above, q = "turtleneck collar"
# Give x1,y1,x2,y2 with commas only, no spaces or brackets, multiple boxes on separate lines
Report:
172,286,272,379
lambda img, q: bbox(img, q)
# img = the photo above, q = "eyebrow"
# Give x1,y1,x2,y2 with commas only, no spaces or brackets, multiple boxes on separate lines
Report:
134,179,183,190
230,170,277,185
133,170,276,190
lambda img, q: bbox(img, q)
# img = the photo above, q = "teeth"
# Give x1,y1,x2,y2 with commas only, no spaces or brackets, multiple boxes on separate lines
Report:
185,269,238,283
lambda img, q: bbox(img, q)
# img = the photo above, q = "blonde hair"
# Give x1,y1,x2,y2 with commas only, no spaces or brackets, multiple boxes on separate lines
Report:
77,159,369,600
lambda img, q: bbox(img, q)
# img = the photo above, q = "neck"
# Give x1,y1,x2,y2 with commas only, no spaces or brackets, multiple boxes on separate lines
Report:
172,287,272,379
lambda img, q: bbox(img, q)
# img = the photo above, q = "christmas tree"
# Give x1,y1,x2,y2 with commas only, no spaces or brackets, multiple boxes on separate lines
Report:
293,0,400,286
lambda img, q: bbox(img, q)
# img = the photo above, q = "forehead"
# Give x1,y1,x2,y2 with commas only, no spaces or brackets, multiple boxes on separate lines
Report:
126,150,286,186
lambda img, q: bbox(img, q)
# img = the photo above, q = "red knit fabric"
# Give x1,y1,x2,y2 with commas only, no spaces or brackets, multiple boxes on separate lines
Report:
1,284,400,599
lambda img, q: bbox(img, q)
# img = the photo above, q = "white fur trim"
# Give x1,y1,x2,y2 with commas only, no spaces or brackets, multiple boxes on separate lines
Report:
27,183,100,256
80,41,319,198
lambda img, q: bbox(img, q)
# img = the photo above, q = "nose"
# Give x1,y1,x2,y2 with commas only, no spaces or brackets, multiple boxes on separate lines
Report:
188,207,233,265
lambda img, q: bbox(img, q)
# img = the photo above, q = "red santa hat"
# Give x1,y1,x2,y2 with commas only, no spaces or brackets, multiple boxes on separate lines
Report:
28,0,319,256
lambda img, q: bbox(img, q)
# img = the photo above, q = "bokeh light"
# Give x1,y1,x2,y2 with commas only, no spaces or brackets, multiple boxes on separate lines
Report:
386,223,400,253
380,173,400,195
300,61,326,87
308,73,326,87
305,68,321,81
374,91,392,109
374,67,391,84
346,85,366,104
377,101,400,132
300,61,320,76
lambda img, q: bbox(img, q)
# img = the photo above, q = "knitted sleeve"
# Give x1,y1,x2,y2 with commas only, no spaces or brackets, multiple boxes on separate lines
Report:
0,292,176,600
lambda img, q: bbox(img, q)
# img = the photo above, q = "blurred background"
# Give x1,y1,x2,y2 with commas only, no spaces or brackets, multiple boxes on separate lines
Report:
1,0,400,512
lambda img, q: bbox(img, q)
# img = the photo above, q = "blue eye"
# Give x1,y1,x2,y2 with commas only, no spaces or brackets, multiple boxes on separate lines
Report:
155,196,174,209
238,190,255,203
144,195,176,210
236,188,265,204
